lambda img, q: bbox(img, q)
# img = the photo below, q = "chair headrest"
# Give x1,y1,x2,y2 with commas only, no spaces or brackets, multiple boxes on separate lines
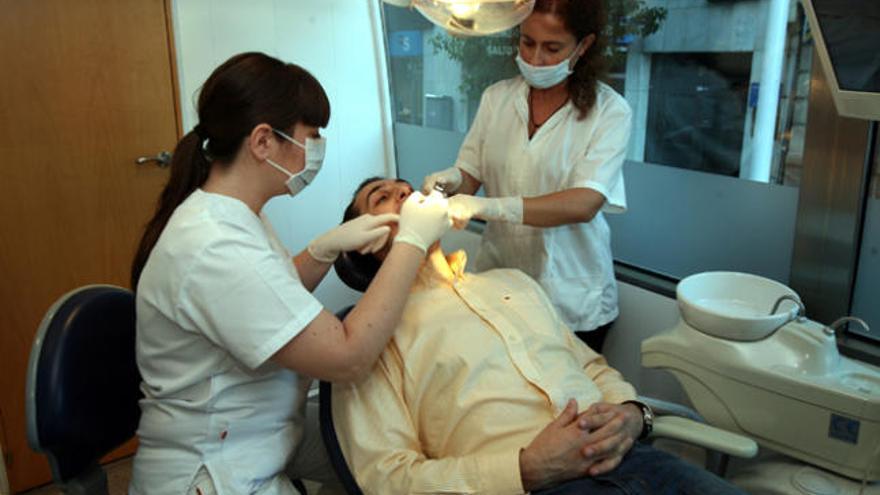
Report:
334,251,380,293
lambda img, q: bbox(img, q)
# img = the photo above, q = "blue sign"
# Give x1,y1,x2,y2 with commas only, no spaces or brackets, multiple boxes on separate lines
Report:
389,30,422,57
615,34,636,47
748,82,760,108
828,413,860,444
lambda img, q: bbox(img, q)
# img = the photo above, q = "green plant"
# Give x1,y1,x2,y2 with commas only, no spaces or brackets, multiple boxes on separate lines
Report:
609,0,667,39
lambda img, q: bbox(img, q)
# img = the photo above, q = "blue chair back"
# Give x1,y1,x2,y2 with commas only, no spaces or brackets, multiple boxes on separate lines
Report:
26,285,142,493
319,305,363,495
319,381,363,495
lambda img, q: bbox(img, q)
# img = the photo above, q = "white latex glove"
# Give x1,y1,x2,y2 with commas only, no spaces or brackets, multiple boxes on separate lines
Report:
308,213,399,263
421,166,463,195
394,191,452,253
448,194,523,227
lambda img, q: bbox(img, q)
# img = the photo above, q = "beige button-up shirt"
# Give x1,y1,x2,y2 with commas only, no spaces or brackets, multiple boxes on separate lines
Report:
332,250,637,494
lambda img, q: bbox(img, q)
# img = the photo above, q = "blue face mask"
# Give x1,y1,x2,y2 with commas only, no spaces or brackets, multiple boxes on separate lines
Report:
515,42,583,89
265,128,326,197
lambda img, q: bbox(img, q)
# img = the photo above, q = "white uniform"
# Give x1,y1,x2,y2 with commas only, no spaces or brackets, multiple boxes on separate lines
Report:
456,77,632,331
130,189,324,495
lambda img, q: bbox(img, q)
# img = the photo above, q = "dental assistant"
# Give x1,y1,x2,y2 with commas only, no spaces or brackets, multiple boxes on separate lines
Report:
423,0,631,352
129,52,450,495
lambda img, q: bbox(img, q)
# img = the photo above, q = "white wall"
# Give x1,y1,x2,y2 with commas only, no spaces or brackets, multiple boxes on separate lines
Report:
172,0,393,312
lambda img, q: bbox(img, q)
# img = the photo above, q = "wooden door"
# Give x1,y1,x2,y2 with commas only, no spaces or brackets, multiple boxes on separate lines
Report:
0,0,180,490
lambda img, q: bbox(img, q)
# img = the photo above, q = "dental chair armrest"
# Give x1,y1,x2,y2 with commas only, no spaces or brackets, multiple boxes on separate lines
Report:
649,416,758,459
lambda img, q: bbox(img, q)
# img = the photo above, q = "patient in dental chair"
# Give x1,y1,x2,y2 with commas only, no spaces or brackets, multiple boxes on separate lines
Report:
331,177,746,495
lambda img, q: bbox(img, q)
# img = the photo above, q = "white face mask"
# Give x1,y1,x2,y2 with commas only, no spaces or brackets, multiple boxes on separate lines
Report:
265,128,326,197
515,42,583,89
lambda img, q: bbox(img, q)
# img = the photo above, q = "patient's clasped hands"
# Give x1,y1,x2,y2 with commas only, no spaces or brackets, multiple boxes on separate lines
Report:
519,399,644,491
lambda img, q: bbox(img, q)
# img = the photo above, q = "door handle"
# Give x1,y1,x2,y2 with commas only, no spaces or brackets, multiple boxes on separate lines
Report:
135,151,172,167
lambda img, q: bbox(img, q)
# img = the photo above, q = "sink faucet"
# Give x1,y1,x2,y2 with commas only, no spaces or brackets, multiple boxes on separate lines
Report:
824,316,871,338
769,295,806,322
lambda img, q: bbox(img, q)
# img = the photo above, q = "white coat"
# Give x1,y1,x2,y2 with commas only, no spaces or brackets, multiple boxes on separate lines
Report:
456,77,632,331
130,189,323,495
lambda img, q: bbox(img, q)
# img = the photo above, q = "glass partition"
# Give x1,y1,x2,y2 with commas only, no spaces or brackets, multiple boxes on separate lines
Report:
381,0,813,282
851,130,880,342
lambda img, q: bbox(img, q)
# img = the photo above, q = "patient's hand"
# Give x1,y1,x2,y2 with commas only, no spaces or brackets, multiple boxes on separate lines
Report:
519,399,616,491
575,402,643,476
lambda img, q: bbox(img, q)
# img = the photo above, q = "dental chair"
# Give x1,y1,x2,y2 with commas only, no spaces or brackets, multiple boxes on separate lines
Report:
25,285,141,494
318,253,760,494
320,379,363,495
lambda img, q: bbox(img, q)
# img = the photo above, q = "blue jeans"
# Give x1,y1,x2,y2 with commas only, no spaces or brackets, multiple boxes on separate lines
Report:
533,443,746,495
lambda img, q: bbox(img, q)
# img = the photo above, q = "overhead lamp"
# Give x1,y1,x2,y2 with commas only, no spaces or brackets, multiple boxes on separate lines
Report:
383,0,536,37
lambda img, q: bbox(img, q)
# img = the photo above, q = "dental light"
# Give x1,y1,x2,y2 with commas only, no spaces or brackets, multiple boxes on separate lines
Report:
383,0,535,37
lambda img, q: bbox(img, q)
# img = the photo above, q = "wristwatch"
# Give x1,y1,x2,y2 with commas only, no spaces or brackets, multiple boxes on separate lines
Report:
623,400,654,440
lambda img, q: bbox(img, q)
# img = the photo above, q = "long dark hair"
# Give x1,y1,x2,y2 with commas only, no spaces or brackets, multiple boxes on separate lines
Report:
534,0,609,119
131,52,330,289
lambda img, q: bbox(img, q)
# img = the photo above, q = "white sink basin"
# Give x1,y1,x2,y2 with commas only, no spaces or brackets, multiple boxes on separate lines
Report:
677,271,802,341
767,319,840,376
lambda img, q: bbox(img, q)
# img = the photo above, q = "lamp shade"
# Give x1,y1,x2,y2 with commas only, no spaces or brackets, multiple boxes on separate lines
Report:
384,0,535,37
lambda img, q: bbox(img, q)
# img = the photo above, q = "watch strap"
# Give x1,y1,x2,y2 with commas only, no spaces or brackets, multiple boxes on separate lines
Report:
622,400,654,440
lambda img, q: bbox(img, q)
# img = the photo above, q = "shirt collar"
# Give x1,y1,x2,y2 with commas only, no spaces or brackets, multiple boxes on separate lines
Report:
514,77,530,125
414,249,468,289
514,77,574,135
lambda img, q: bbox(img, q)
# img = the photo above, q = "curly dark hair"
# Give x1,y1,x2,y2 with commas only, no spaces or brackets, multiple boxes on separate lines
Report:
533,0,609,119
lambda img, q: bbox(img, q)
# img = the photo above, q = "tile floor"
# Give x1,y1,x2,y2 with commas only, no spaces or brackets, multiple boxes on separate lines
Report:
20,457,133,495
19,457,321,495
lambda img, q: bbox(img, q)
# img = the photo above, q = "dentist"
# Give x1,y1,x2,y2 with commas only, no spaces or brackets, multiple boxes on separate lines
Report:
423,0,631,352
129,52,450,494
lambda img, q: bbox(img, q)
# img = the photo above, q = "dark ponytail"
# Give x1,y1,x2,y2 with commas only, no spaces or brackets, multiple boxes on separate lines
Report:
131,52,330,289
130,130,208,289
535,0,609,120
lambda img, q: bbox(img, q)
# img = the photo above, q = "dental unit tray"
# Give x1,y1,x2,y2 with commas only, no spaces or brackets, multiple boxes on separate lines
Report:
642,272,880,481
